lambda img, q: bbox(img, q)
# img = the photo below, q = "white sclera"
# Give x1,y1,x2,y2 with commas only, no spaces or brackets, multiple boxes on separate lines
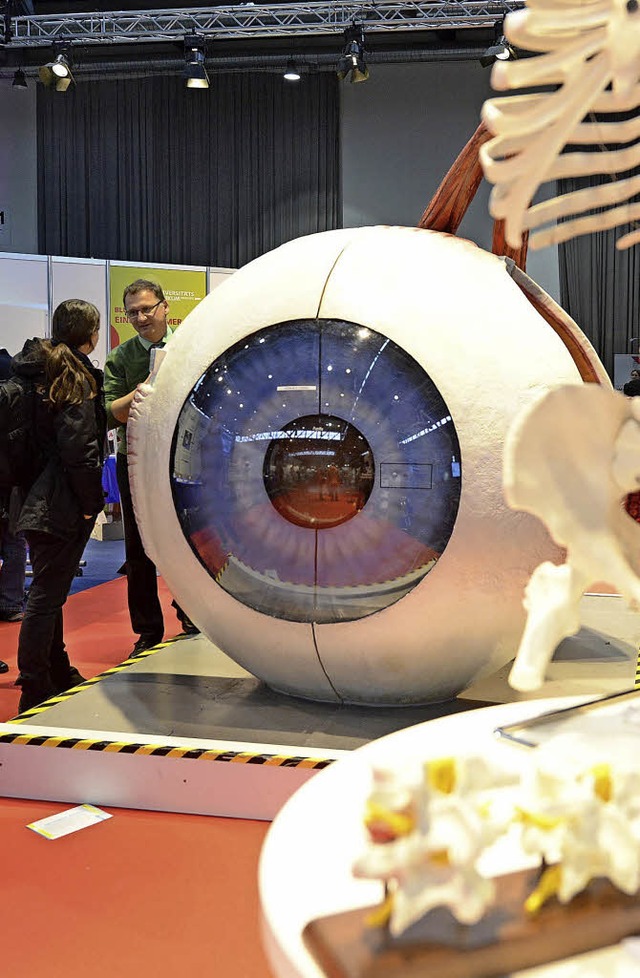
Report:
128,226,606,705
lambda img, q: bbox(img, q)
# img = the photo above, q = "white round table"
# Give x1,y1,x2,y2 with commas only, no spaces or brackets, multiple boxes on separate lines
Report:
259,698,640,978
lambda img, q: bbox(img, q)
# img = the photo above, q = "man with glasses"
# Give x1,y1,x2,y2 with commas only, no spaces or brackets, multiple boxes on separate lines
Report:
104,279,197,655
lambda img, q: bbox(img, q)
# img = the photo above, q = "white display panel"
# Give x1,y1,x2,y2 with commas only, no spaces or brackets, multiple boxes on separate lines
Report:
208,267,236,292
51,256,108,368
0,252,48,354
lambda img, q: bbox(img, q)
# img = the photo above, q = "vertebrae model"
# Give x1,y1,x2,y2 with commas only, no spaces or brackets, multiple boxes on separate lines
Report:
480,0,640,251
354,747,640,935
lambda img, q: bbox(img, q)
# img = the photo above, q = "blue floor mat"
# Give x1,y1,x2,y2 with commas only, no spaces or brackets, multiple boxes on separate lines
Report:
68,537,126,595
24,537,125,597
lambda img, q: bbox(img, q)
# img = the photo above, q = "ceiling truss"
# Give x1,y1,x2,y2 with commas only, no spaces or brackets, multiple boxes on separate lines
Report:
7,2,525,48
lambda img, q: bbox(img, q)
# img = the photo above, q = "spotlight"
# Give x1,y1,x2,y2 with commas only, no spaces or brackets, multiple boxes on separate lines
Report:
12,68,27,89
184,40,209,89
283,60,301,82
51,57,70,78
480,23,516,68
39,52,74,91
336,24,369,84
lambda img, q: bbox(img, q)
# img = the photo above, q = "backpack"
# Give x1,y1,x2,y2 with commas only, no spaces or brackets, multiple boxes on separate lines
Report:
0,375,40,492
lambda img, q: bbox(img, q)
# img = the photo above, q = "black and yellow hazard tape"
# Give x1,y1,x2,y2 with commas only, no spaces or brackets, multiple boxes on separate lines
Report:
214,559,229,584
635,645,640,687
8,635,183,724
0,730,333,768
0,634,334,769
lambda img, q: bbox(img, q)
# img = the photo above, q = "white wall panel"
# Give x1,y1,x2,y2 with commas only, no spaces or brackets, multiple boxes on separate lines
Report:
51,257,108,368
0,252,48,354
208,267,236,292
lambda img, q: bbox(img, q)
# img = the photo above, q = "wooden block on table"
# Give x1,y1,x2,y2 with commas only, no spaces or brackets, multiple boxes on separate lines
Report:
303,868,640,978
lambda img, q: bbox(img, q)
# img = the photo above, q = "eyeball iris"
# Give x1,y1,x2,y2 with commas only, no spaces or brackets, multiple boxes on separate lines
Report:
170,319,461,623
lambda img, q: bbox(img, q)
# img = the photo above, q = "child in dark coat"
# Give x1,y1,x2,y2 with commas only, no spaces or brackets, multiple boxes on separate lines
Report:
13,300,106,712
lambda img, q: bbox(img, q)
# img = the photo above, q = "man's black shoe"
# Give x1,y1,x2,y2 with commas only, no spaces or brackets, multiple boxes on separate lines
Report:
0,660,8,674
67,666,87,687
52,666,87,694
130,634,163,657
18,689,51,713
180,618,200,636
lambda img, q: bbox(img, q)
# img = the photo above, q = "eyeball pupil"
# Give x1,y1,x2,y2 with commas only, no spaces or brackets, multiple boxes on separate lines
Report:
263,414,374,530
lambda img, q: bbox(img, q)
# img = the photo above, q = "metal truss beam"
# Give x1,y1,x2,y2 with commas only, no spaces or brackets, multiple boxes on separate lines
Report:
8,2,524,48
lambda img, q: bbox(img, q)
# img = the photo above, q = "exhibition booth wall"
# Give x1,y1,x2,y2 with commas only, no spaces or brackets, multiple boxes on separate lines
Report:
0,251,235,367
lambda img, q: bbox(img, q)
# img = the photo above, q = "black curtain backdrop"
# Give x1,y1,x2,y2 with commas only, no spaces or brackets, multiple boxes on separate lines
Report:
559,192,640,380
558,112,640,380
37,73,341,268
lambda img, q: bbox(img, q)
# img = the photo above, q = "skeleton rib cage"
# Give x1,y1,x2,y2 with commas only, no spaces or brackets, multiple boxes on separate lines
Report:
479,0,640,251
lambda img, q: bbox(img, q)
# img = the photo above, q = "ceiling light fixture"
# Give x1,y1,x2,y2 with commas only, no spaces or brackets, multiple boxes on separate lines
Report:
480,22,516,68
184,39,209,89
283,60,301,82
39,51,74,91
12,68,28,89
336,23,369,84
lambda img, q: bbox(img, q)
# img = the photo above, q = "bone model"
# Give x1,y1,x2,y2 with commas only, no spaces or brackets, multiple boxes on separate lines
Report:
503,384,640,691
353,757,517,935
480,0,640,251
353,748,640,935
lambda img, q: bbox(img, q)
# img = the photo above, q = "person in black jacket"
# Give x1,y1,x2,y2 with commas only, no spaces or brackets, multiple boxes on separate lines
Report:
0,347,28,674
13,300,106,713
624,369,640,397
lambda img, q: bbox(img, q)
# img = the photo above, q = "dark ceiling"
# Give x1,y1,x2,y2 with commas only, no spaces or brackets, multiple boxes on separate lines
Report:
1,1,498,78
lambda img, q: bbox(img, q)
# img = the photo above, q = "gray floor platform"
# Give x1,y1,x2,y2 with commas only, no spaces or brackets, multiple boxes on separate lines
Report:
16,635,481,751
0,593,637,820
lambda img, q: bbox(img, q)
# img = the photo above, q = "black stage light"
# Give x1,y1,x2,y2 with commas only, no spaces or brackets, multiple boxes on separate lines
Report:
184,41,209,89
480,23,516,68
12,68,27,89
39,52,74,91
337,24,369,84
283,60,301,82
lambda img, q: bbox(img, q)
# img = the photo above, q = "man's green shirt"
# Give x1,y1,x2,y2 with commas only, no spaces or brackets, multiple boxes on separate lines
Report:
104,331,171,455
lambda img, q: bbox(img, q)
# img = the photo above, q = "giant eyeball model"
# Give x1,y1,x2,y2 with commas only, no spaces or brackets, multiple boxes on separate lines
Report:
127,226,607,705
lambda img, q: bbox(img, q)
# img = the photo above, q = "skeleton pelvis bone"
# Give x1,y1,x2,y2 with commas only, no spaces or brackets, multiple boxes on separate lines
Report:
504,384,640,691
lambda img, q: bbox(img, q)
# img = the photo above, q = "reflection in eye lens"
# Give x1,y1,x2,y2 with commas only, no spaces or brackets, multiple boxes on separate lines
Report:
263,414,374,530
170,319,461,624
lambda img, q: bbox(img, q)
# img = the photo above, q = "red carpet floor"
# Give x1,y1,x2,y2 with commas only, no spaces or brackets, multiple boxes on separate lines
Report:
0,577,145,723
0,577,274,978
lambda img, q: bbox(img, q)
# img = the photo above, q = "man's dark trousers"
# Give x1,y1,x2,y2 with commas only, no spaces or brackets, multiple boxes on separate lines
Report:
116,452,164,641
